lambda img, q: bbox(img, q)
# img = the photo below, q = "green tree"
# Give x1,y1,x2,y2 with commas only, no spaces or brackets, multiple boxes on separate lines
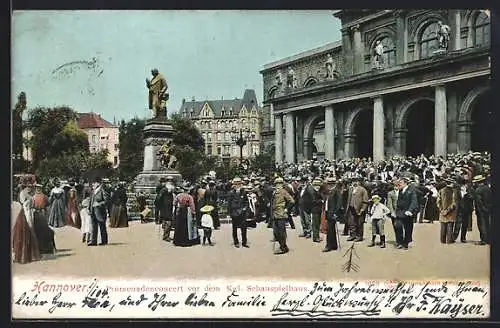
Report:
118,117,146,181
37,149,111,180
169,114,207,182
249,144,276,177
27,106,85,169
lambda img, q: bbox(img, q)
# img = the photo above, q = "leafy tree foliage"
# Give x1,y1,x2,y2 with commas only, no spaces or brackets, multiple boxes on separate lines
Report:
27,106,87,169
37,149,111,180
249,144,276,177
118,117,146,181
169,114,207,182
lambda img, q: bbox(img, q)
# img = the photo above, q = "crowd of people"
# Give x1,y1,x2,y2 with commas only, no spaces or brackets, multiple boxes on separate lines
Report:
11,151,492,263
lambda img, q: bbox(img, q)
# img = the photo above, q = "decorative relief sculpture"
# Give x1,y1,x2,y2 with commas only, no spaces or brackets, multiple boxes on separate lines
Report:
325,54,337,79
275,69,284,94
372,39,384,70
437,21,451,50
157,140,177,170
287,67,298,89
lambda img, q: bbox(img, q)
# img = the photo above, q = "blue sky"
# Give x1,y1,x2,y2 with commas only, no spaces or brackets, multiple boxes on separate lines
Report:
12,10,341,123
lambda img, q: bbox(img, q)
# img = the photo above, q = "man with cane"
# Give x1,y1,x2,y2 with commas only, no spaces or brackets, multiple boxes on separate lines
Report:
323,177,342,252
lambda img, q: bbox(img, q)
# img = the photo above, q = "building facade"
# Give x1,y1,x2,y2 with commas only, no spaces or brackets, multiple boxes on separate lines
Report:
77,112,120,167
179,89,263,160
260,9,491,163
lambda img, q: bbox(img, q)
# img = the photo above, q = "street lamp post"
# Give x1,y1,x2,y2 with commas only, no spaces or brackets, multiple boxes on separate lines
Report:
231,128,256,166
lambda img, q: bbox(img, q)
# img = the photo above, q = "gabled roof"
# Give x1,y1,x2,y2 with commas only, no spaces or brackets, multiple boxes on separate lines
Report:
179,89,259,118
77,112,116,129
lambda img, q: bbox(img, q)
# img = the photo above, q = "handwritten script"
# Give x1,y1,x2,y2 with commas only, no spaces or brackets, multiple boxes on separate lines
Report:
12,278,489,318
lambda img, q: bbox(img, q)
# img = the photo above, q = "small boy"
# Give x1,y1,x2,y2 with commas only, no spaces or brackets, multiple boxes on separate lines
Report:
368,194,390,248
200,205,215,246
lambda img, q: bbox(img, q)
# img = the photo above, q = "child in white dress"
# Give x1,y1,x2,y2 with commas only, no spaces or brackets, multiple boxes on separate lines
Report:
80,197,92,243
200,205,214,246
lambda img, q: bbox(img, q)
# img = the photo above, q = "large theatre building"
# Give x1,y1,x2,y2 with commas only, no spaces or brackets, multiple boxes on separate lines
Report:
260,9,491,163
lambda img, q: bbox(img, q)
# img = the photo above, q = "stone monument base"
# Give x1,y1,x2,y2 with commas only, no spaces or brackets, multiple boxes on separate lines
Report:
134,170,183,194
133,117,182,195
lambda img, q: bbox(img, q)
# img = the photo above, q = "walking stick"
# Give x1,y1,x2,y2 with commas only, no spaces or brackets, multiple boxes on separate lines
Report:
335,219,341,250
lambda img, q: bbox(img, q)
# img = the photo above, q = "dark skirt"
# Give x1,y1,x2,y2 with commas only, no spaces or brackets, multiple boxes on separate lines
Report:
173,206,200,247
12,209,41,264
422,197,439,222
326,220,339,250
66,201,82,229
33,209,56,254
109,204,129,228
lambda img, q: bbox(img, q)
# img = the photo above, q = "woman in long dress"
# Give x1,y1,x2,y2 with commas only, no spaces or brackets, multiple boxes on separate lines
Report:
80,197,92,243
173,185,200,247
48,182,67,228
109,183,129,228
12,185,41,264
66,186,82,228
32,185,56,256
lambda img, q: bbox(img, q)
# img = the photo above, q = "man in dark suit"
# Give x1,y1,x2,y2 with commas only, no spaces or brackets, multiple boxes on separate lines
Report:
204,179,220,229
298,176,315,238
88,177,110,246
156,176,176,242
226,177,250,248
472,175,491,245
394,177,419,250
323,177,341,252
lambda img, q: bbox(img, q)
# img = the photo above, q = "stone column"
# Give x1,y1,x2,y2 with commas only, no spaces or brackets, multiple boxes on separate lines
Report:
274,115,283,164
341,29,353,75
457,121,473,154
344,134,356,159
452,10,461,50
324,105,335,160
434,84,448,157
284,113,296,163
394,10,407,64
295,115,305,162
270,103,274,129
352,25,363,74
373,96,385,162
394,129,407,156
303,138,314,160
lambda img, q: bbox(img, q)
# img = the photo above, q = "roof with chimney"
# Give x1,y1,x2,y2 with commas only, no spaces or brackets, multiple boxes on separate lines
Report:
77,112,117,129
179,89,259,118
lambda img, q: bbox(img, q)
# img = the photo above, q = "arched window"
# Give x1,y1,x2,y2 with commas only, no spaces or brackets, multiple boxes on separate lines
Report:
376,37,396,68
419,22,439,59
304,78,317,88
474,11,490,46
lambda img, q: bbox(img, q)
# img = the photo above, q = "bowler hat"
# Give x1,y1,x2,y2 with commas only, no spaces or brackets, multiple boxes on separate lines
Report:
274,177,284,184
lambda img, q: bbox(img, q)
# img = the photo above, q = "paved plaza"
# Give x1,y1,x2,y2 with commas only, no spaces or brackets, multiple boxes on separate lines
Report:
13,214,489,281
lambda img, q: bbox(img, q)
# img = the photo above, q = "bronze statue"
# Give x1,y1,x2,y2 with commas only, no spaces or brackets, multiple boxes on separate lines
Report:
146,68,169,118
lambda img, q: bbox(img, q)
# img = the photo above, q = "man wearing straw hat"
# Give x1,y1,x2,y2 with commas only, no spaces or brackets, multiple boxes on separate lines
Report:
271,177,295,254
472,175,491,245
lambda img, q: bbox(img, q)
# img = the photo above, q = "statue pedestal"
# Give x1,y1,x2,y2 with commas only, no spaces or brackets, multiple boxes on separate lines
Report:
133,117,182,195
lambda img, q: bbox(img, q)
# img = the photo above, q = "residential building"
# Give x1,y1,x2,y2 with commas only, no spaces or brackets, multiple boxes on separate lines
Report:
77,112,120,167
260,9,490,163
179,89,263,160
